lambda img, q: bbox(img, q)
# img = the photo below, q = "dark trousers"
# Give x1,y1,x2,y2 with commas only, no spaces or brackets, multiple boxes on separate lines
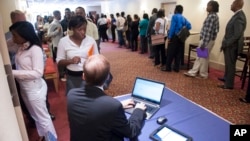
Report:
52,46,57,62
148,36,155,57
117,30,125,46
223,46,237,88
99,24,108,42
166,36,184,71
111,26,116,42
131,34,138,51
140,35,148,53
154,43,166,66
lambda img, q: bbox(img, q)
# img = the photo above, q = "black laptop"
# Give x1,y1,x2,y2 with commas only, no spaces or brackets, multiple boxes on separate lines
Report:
124,77,165,119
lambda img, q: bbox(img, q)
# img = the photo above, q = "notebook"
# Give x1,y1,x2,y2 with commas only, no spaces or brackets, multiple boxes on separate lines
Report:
124,77,165,119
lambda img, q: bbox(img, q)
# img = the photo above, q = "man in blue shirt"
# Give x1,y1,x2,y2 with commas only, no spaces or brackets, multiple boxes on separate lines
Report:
163,5,191,72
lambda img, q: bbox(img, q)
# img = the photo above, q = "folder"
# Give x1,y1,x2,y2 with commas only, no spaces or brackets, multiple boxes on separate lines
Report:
196,47,208,58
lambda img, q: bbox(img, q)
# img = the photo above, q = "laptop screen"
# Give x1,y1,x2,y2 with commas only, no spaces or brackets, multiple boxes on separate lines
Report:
132,77,165,104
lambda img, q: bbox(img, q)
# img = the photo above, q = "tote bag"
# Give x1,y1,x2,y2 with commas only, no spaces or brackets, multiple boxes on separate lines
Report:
151,34,165,46
151,19,166,46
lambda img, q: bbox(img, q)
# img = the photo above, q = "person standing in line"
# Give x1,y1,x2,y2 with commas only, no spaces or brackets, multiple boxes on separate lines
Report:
162,5,191,72
7,10,56,125
34,15,44,42
110,14,117,43
147,8,158,59
60,8,72,36
75,7,100,52
97,14,108,42
56,16,99,95
10,21,57,141
67,54,146,141
47,10,63,62
218,0,246,89
152,9,167,67
116,12,126,48
130,14,140,52
139,13,149,54
121,11,128,47
184,0,220,79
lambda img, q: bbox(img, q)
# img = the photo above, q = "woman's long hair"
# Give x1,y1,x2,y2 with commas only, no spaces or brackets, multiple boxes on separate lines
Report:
9,21,42,49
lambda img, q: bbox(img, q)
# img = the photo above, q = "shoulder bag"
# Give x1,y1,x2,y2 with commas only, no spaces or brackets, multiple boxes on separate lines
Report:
151,19,166,46
177,17,190,43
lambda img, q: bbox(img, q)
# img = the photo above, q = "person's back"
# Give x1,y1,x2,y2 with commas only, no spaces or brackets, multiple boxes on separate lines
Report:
68,85,129,141
67,54,146,141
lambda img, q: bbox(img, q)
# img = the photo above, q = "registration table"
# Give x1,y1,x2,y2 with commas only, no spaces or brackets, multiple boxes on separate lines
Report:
117,88,230,141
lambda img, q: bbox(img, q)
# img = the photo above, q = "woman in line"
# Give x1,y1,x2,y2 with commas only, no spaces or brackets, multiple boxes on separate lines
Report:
130,14,140,51
153,9,167,67
10,21,57,141
56,16,99,95
139,13,149,54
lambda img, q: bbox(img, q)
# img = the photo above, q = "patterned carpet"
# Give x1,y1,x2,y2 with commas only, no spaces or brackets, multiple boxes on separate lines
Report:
28,41,250,141
100,42,250,124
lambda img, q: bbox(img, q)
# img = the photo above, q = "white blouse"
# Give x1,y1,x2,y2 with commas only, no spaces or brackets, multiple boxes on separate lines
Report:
56,35,99,71
13,45,44,81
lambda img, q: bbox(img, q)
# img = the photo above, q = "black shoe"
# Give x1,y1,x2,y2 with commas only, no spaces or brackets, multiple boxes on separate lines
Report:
148,56,154,59
217,85,233,90
173,69,179,73
218,77,225,82
50,113,56,121
161,68,171,72
239,98,250,103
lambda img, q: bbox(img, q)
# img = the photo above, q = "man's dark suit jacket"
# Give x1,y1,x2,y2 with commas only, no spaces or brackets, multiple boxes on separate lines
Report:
222,10,247,54
67,85,146,141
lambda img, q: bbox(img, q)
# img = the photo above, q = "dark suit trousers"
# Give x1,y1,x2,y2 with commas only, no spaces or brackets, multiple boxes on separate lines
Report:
111,26,116,42
223,46,238,88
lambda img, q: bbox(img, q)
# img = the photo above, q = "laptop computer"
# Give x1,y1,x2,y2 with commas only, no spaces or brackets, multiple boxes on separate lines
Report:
124,77,165,119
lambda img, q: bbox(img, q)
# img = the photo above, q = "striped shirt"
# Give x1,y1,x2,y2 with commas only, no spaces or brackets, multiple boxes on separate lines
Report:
200,12,219,47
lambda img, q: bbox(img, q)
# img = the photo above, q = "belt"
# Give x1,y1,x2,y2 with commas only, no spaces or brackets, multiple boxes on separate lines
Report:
66,69,83,76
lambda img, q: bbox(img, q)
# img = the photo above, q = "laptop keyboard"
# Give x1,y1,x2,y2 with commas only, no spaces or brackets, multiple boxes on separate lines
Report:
134,101,155,113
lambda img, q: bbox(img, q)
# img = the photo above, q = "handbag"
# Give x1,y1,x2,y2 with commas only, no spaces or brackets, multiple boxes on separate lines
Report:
151,19,166,46
177,26,190,43
151,34,165,46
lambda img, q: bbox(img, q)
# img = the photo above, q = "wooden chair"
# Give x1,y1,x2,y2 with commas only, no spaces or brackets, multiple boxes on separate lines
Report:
235,36,250,89
187,43,199,69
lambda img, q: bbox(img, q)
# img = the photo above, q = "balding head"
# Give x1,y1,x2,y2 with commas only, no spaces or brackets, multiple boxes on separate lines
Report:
231,0,244,12
83,54,110,86
10,10,26,24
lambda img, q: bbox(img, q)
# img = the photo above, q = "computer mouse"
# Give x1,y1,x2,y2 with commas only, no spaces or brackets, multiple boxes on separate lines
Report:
157,116,167,125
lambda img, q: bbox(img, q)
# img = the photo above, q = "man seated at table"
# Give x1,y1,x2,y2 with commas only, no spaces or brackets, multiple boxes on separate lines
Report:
67,54,147,141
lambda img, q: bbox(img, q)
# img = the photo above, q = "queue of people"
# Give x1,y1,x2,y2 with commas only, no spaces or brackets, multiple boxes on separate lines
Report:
5,0,249,141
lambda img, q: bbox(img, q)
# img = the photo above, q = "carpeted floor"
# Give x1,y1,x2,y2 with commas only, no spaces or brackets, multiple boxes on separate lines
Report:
28,41,250,141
